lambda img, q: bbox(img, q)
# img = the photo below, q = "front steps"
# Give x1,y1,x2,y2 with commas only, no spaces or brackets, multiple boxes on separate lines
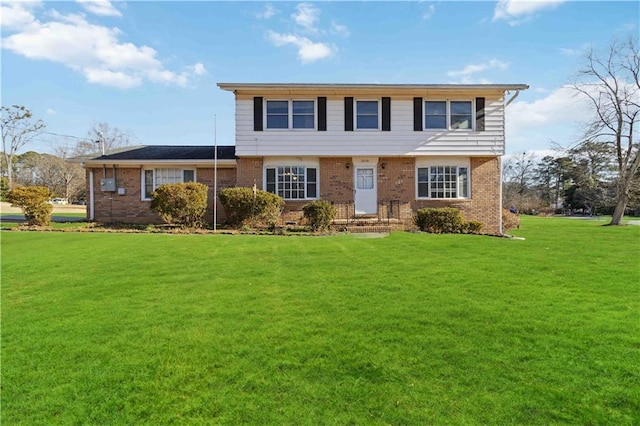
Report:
333,216,405,233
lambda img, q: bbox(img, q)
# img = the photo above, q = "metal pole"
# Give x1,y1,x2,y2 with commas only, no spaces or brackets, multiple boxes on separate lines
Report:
214,114,218,233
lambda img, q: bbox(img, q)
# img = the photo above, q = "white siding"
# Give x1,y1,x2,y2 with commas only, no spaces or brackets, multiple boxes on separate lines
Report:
235,93,506,157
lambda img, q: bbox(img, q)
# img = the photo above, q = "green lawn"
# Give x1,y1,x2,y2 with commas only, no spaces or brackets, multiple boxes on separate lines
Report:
2,217,639,424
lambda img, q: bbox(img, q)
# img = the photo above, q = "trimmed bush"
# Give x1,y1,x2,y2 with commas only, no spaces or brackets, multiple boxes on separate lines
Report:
150,182,208,228
218,187,284,228
502,208,521,232
7,186,54,226
464,220,483,234
302,200,337,231
414,207,466,234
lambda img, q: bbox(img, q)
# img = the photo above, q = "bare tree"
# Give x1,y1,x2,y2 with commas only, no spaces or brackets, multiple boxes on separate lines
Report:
74,122,134,156
1,105,45,189
573,37,640,225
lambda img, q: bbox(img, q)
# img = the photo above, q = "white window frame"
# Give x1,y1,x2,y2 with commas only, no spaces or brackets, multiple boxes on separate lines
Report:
355,99,380,131
264,165,319,200
415,158,470,200
424,100,474,131
141,168,196,200
265,99,316,130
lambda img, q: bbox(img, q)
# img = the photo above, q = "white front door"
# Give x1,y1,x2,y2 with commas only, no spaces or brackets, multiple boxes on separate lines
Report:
355,167,377,214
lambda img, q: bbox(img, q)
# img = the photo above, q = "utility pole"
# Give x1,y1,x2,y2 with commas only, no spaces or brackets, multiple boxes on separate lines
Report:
213,114,218,233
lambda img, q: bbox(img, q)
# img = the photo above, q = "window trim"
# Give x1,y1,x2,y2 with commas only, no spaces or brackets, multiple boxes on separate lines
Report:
263,165,319,200
141,168,196,200
265,99,317,131
355,99,381,131
424,99,474,131
415,163,470,200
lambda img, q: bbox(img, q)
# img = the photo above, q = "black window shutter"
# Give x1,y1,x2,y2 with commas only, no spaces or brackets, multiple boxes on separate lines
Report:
254,97,263,131
317,97,327,131
413,97,423,131
344,97,354,131
382,97,391,131
476,97,485,131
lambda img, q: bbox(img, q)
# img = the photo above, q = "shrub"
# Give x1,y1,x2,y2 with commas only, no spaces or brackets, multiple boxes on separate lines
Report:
7,186,54,226
218,187,284,228
150,182,208,228
464,221,483,234
302,200,337,231
0,177,9,201
414,207,467,234
502,208,521,232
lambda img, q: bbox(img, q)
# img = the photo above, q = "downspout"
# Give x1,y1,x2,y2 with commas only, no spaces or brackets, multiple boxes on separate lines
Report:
500,89,521,234
499,158,504,234
505,89,521,107
89,170,95,221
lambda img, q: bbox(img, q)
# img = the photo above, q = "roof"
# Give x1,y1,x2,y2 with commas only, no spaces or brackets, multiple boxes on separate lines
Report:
81,145,236,162
218,83,529,92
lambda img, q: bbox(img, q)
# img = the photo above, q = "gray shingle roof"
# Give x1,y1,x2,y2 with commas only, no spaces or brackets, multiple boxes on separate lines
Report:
91,145,236,161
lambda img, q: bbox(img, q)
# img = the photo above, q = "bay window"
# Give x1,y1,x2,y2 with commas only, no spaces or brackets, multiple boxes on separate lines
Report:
265,166,318,200
417,166,469,199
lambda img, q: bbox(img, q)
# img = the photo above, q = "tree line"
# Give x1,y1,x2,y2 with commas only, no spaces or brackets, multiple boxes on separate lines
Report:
503,145,640,216
1,111,133,202
504,37,639,223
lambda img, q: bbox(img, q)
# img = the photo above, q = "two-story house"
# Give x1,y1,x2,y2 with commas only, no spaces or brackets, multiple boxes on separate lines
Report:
81,83,527,234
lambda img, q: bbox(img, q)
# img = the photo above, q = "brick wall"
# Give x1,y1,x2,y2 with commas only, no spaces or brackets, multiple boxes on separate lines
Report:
88,156,502,232
90,167,160,224
319,158,353,203
411,157,502,234
235,158,263,187
88,166,238,225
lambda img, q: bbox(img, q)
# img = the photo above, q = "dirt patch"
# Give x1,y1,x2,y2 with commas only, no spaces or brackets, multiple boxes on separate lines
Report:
0,201,86,215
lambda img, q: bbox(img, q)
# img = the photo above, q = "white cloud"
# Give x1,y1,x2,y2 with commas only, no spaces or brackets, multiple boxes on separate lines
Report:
330,20,350,37
422,4,435,20
2,8,205,89
267,31,334,63
493,0,566,26
447,59,509,79
505,85,592,152
292,2,320,33
0,1,41,30
76,0,122,17
192,63,207,76
256,3,278,19
46,108,56,115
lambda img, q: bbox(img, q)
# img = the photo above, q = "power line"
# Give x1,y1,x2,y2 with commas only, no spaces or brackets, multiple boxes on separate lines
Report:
2,124,95,142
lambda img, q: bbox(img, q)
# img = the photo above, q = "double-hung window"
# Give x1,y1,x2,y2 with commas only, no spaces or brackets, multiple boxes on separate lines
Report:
417,166,469,199
424,100,473,130
142,168,195,199
356,100,379,130
265,166,317,200
266,100,315,130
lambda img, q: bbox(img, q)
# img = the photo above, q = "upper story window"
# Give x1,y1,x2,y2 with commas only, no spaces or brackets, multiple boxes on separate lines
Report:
142,168,195,200
266,100,315,130
424,100,473,130
356,100,379,130
265,166,318,200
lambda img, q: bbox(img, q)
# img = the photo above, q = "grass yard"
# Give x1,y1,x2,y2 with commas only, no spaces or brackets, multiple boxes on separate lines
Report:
1,217,639,424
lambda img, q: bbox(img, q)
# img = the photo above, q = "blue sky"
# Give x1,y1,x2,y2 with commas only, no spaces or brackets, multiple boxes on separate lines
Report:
2,0,638,156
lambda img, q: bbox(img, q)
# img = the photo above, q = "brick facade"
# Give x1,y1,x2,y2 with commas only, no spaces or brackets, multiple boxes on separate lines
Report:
88,156,503,233
88,166,235,225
